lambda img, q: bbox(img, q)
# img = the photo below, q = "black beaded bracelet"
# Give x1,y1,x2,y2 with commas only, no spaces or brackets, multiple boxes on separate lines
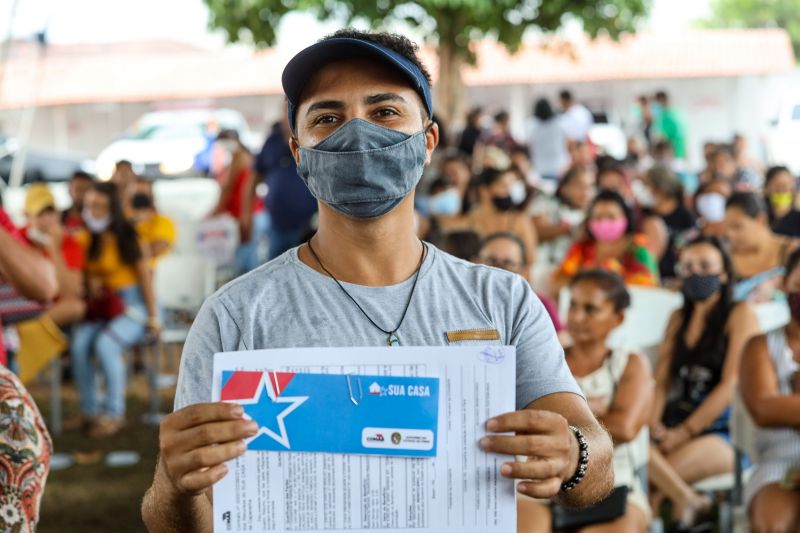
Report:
560,425,589,492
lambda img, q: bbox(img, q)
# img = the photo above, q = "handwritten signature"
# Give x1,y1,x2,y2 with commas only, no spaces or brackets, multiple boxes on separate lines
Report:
478,347,505,364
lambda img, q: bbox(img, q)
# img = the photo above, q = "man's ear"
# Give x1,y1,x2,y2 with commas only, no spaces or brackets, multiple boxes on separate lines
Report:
289,136,301,166
424,121,439,166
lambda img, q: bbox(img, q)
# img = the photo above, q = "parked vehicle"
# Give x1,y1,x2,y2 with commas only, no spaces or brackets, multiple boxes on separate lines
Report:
94,108,259,181
0,135,95,185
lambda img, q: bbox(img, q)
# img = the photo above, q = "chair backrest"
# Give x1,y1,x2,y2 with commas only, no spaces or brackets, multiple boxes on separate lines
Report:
731,387,759,461
154,253,216,312
559,284,684,352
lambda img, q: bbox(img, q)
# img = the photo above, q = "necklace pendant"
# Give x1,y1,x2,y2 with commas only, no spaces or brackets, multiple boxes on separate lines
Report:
387,333,400,347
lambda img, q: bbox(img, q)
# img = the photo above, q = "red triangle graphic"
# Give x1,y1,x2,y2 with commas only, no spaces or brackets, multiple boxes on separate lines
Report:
268,372,296,396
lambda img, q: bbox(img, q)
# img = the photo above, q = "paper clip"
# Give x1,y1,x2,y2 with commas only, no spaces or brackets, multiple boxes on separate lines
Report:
346,374,363,406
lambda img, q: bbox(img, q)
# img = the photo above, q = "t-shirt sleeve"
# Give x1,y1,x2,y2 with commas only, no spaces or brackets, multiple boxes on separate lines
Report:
508,276,583,409
174,294,243,411
0,209,22,242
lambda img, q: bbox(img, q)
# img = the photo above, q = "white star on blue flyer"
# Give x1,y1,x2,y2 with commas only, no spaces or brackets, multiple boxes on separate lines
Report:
241,375,308,449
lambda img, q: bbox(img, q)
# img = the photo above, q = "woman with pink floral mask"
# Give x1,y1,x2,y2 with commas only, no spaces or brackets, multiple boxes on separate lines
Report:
555,190,659,291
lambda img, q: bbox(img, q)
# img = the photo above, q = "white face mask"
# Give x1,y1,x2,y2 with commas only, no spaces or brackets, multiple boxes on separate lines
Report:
696,193,727,223
632,180,655,208
82,208,111,233
26,227,51,246
509,181,527,206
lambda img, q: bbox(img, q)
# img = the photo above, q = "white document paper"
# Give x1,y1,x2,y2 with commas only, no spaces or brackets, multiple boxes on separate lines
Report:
211,345,517,533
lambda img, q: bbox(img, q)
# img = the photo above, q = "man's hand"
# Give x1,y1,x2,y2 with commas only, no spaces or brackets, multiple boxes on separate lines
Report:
159,402,258,496
480,410,579,499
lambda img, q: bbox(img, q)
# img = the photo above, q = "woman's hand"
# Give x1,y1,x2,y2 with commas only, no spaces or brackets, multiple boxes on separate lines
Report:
657,425,691,454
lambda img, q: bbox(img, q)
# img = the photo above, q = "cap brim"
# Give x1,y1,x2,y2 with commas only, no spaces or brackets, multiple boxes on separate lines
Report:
282,38,423,107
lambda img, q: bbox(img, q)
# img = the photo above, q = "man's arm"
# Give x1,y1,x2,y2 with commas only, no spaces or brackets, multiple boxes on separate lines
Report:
482,392,614,508
0,226,57,302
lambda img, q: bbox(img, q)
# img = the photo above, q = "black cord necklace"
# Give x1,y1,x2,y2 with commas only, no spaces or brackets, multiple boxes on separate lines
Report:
306,237,427,347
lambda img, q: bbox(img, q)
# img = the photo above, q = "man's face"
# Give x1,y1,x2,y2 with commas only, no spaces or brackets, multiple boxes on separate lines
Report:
112,164,135,187
290,58,438,164
69,178,92,208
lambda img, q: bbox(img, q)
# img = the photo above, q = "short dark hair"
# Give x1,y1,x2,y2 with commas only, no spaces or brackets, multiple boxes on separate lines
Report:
726,191,767,218
323,29,432,87
481,232,528,265
441,230,482,261
570,269,631,312
533,98,555,121
71,170,94,182
559,89,573,101
655,90,668,102
765,165,793,187
494,111,510,123
115,160,132,169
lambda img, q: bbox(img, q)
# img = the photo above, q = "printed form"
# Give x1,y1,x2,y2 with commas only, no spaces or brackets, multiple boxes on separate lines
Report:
211,345,517,533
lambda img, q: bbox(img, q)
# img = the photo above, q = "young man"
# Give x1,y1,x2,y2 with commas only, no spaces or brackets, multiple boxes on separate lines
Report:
61,170,94,234
142,30,613,532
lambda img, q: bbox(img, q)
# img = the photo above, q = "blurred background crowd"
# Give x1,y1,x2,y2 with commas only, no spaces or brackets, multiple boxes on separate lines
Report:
1,0,800,532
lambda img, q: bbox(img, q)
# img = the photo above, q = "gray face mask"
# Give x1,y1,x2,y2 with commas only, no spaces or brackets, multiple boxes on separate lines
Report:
296,118,429,219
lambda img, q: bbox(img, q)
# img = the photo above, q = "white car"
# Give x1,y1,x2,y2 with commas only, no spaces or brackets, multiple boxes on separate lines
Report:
766,100,800,176
95,108,259,181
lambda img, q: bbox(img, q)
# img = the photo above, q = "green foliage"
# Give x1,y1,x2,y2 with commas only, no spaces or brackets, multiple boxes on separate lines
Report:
204,0,650,61
704,0,800,58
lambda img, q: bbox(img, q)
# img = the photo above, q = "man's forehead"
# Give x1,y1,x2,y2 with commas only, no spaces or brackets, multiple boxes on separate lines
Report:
297,58,420,109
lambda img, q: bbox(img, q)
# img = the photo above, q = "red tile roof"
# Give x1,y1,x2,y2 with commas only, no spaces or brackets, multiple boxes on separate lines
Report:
0,29,794,110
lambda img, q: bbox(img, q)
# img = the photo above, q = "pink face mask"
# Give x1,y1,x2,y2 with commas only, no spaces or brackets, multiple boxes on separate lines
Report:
589,218,628,242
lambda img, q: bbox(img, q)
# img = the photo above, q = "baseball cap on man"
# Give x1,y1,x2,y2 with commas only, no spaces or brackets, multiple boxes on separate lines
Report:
24,184,56,216
282,36,434,133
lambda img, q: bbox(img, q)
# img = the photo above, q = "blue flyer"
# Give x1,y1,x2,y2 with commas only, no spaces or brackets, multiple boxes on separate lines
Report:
220,370,439,457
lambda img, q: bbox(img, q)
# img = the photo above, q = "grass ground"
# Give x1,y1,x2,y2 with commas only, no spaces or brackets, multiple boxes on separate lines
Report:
27,373,173,533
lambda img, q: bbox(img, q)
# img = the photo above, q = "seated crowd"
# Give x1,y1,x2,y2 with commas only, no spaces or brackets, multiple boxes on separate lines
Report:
416,100,800,532
0,93,799,532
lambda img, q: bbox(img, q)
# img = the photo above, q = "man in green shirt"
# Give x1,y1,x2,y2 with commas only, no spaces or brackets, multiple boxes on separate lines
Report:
654,91,687,160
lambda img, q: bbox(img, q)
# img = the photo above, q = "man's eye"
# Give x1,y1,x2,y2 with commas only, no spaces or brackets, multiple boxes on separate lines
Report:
374,108,399,118
313,115,339,125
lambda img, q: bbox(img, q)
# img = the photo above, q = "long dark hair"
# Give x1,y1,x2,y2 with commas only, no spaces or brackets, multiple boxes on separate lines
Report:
87,182,142,266
669,236,735,380
555,165,589,208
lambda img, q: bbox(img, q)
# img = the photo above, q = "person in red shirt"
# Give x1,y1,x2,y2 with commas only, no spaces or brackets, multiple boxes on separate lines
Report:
23,184,85,326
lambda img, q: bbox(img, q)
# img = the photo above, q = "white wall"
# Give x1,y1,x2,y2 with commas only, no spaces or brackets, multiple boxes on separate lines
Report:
465,70,800,170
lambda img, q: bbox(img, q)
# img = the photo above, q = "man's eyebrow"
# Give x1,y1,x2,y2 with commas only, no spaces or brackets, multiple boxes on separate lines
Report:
305,100,346,114
364,93,407,106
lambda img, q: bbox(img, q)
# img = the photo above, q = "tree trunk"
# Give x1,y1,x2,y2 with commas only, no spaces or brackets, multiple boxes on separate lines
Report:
435,36,467,137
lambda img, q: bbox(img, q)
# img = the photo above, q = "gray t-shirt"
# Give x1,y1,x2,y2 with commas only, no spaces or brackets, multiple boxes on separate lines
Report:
174,244,582,411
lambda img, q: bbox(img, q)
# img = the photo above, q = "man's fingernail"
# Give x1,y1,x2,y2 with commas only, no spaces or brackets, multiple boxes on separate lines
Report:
236,441,247,453
231,404,244,416
501,464,512,475
479,437,490,449
486,419,498,431
517,483,528,492
245,421,258,434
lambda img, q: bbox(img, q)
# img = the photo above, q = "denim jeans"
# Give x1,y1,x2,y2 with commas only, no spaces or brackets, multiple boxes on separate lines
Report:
70,285,147,418
234,210,269,275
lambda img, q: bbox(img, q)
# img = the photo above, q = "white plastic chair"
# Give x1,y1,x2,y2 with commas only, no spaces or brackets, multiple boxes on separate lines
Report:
559,285,684,355
142,253,216,424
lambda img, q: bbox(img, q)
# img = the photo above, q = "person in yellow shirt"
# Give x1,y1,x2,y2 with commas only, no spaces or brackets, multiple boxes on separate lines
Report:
130,190,176,264
71,182,160,438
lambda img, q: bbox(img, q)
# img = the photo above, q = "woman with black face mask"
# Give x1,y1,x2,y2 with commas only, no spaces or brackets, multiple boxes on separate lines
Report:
439,166,537,268
648,236,759,527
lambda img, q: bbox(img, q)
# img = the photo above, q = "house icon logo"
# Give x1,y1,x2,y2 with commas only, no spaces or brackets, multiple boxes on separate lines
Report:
368,382,382,396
